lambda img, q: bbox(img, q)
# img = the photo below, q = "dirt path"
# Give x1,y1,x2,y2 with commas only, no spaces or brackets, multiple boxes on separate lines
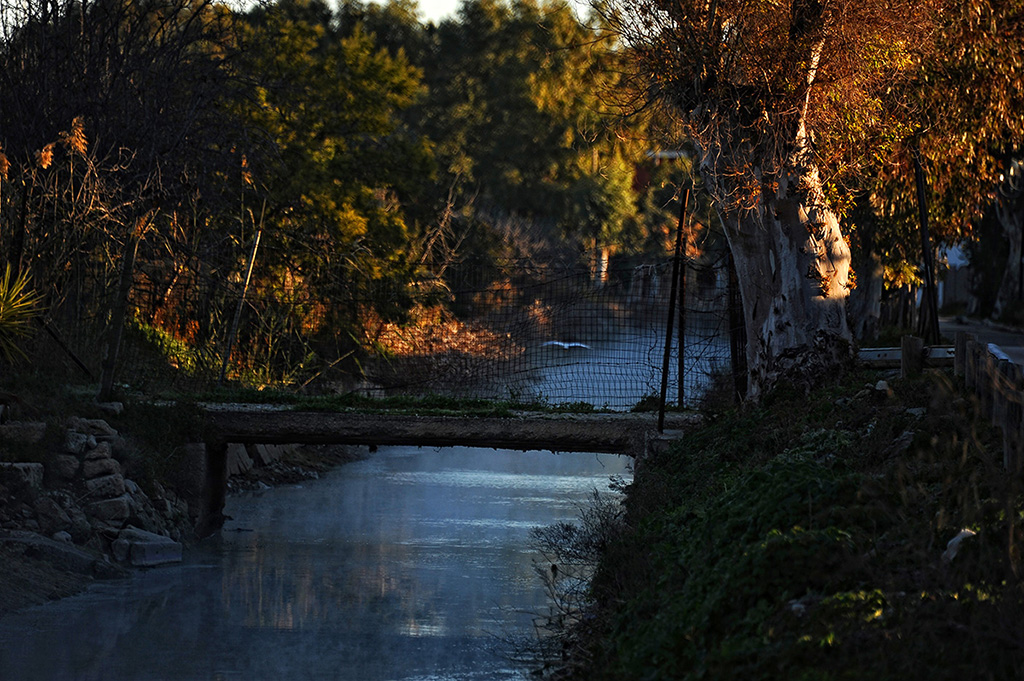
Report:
940,316,1024,365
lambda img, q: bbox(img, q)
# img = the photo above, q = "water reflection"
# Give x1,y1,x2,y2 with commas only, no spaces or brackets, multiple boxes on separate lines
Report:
0,446,629,681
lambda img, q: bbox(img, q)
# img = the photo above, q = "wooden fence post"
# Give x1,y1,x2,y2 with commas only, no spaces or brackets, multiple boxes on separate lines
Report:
901,335,924,378
998,361,1024,472
993,359,1010,430
980,349,995,420
954,331,969,377
964,339,978,392
957,336,1024,472
1005,384,1023,473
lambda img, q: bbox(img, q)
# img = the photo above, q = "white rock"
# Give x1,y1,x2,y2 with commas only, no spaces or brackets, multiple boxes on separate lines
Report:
115,527,183,567
66,417,118,437
82,457,121,479
34,496,71,535
83,442,112,461
51,454,81,480
86,495,131,525
112,538,131,563
97,402,124,416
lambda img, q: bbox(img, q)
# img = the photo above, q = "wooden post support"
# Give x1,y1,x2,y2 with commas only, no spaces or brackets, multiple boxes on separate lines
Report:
954,331,971,377
1005,372,1024,473
964,339,976,391
658,189,688,433
1016,392,1024,473
194,441,227,539
901,335,924,378
993,359,1010,429
980,350,995,420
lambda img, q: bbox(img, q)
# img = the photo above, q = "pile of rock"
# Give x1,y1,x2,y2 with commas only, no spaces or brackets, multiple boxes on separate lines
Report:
224,442,359,492
1,416,190,570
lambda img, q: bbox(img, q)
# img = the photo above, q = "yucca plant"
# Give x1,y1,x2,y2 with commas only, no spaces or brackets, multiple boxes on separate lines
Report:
0,265,43,363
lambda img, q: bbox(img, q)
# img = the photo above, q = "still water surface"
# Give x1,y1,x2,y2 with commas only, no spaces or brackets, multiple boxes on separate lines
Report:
520,332,729,410
0,446,629,680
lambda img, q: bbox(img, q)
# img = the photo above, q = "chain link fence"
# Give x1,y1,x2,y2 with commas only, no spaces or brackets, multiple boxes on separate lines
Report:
28,230,740,411
356,255,736,410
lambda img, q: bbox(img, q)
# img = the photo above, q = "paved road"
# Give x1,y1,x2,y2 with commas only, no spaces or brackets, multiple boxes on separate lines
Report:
940,316,1024,365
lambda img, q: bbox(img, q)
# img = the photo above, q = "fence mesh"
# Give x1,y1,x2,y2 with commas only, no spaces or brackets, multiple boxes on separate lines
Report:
355,255,735,410
27,228,738,411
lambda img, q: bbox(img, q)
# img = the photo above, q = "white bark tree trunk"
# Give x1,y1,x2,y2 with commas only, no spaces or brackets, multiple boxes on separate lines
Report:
709,160,853,400
993,196,1024,320
688,29,854,400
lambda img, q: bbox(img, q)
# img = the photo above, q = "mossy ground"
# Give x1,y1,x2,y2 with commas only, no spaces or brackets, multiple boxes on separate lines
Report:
576,369,1024,680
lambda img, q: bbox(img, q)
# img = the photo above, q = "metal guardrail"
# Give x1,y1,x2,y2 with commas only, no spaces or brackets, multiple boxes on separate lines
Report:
959,332,1024,472
857,345,955,368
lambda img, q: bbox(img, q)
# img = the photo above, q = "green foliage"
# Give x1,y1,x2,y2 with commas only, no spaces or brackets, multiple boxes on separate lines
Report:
581,372,1024,680
418,0,647,259
0,265,42,364
1,0,675,396
125,320,217,377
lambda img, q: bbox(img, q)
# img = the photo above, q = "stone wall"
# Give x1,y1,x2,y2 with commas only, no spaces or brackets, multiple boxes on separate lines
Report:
1,415,190,571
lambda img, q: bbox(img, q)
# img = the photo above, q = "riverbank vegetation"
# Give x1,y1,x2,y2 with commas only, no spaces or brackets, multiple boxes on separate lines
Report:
1,0,1017,405
559,368,1024,679
0,0,697,402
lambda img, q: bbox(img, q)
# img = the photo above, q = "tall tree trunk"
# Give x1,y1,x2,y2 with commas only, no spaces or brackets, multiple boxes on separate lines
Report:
712,160,853,400
993,194,1024,320
695,30,853,400
848,198,884,342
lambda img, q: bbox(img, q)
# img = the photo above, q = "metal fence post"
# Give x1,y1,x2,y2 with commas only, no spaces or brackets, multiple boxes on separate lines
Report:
659,188,689,432
727,250,747,403
677,187,690,409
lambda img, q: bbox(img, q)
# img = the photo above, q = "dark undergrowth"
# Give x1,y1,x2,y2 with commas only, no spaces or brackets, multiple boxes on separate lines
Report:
566,369,1024,680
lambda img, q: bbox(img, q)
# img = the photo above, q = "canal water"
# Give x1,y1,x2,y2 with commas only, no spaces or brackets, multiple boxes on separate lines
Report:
515,332,729,410
0,445,630,680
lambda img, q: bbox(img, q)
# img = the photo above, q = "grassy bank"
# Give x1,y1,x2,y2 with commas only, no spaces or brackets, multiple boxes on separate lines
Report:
574,369,1024,680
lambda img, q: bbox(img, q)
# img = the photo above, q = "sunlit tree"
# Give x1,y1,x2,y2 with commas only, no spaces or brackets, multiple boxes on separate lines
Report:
604,0,951,398
231,0,432,368
0,0,241,396
415,2,635,258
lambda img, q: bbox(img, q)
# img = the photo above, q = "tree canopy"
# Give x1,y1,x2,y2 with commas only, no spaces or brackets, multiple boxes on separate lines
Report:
603,0,1023,396
1,0,1018,398
0,0,678,389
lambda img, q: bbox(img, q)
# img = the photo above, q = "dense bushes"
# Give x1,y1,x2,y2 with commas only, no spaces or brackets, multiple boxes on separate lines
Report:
578,371,1024,680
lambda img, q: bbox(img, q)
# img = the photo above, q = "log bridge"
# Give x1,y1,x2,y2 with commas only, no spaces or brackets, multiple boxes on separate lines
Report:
194,409,697,536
